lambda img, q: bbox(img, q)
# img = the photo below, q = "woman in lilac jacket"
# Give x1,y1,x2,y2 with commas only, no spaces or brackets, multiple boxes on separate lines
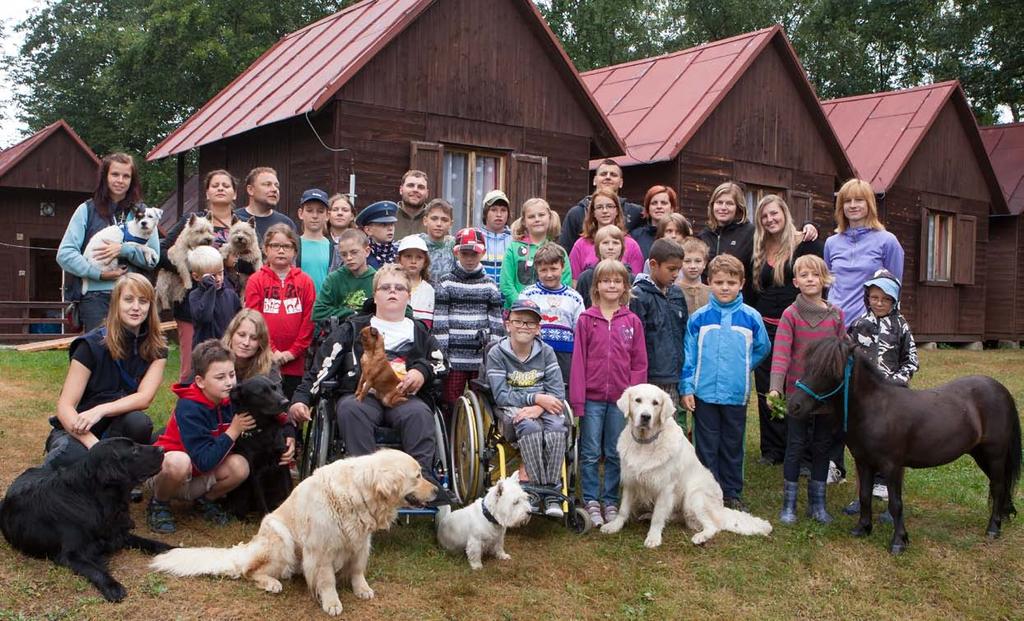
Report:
824,178,904,327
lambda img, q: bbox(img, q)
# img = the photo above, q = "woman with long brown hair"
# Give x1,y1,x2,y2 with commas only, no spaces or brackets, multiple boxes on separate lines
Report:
44,274,168,468
748,195,823,465
57,153,158,332
568,188,645,278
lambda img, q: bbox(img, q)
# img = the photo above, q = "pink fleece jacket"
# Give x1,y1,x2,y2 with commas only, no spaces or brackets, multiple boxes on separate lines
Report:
569,305,648,414
568,236,645,279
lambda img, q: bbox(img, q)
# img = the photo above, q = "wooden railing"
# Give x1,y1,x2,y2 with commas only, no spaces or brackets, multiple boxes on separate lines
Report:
0,301,73,344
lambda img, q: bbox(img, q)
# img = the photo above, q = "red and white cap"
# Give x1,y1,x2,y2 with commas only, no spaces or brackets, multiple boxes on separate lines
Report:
453,227,486,255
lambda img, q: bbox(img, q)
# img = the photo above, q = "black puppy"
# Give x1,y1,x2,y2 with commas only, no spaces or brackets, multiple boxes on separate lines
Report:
221,375,293,518
0,438,173,602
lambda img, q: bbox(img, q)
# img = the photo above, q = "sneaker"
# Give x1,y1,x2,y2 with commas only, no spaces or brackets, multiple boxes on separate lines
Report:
585,500,604,527
543,496,564,518
826,461,845,485
872,483,889,500
843,499,861,515
603,504,619,523
723,497,749,512
147,500,176,534
194,496,231,526
757,455,783,466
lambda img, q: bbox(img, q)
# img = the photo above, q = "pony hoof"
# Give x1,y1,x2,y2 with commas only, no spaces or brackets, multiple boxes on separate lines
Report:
986,529,1001,540
850,525,872,538
889,543,906,555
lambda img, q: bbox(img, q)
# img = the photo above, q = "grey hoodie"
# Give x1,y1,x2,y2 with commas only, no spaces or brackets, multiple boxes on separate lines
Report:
485,336,565,408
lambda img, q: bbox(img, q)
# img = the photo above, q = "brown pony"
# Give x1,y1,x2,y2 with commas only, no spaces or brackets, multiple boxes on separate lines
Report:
788,337,1020,554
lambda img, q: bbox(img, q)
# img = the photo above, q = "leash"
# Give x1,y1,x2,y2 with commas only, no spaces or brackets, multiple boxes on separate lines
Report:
630,429,663,445
480,498,500,525
794,356,853,431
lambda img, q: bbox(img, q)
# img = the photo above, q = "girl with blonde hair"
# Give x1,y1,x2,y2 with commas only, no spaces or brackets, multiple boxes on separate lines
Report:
500,198,571,307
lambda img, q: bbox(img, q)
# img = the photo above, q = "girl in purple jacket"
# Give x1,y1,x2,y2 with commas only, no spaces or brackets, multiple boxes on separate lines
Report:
570,259,648,528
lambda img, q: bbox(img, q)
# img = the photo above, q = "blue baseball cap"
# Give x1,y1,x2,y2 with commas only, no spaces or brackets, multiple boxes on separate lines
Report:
299,188,329,207
356,200,399,226
508,297,542,321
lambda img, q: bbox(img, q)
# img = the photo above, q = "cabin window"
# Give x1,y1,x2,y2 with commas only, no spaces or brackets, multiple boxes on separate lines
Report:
925,211,954,283
442,149,506,228
743,184,786,216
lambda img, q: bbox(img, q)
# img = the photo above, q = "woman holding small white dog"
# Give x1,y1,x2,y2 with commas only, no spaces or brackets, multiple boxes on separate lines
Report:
57,153,159,331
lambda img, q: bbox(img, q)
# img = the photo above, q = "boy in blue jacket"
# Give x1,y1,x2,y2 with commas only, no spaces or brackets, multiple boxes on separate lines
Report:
147,340,255,534
680,254,769,511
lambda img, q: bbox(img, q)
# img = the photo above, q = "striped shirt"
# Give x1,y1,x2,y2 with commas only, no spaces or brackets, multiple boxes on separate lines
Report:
480,226,512,287
769,295,846,396
432,263,506,370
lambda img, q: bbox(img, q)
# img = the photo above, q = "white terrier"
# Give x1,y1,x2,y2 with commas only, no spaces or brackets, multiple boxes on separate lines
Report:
81,206,162,293
437,476,531,570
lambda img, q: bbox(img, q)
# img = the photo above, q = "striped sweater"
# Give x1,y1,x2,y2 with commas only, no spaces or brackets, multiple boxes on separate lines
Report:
769,294,846,396
520,282,584,353
432,263,506,370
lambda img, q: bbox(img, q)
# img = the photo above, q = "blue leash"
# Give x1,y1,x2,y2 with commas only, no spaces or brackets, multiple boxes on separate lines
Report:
794,356,853,431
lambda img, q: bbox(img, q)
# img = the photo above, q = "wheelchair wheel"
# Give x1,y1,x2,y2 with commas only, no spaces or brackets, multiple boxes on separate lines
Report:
568,506,592,534
299,398,333,479
449,394,484,503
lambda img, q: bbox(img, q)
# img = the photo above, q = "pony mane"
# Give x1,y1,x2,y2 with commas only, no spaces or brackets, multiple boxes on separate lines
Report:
803,337,850,381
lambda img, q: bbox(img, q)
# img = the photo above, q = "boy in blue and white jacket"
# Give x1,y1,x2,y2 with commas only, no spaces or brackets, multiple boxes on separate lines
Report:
680,254,769,509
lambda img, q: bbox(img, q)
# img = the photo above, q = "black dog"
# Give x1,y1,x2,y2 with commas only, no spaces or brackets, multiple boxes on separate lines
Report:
220,376,293,519
0,438,173,602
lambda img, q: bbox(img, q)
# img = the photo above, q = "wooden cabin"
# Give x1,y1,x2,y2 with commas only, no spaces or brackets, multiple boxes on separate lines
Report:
822,82,1008,343
0,120,100,341
980,122,1024,344
581,25,854,231
147,0,623,229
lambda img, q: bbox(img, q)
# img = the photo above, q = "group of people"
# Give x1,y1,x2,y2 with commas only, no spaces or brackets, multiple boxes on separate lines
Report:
49,152,920,536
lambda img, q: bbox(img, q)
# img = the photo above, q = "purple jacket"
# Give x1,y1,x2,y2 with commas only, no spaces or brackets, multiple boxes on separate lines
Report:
824,227,904,327
569,305,648,414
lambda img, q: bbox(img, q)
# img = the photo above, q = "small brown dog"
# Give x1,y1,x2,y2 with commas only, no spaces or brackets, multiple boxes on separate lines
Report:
355,326,408,408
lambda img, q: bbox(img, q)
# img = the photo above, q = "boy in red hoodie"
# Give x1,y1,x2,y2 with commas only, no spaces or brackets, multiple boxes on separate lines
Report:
245,223,316,400
147,340,255,534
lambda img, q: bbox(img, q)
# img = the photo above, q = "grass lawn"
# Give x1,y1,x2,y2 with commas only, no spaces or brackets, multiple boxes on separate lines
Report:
0,346,1022,620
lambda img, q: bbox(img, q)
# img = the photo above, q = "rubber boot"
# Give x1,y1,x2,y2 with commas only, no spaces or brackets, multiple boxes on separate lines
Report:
807,480,833,524
779,480,799,524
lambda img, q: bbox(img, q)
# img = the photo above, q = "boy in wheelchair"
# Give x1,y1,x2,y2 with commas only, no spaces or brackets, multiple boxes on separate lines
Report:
485,298,568,518
288,264,453,503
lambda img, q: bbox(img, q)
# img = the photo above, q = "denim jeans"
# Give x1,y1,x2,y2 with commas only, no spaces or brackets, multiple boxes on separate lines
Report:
579,400,626,505
79,291,112,332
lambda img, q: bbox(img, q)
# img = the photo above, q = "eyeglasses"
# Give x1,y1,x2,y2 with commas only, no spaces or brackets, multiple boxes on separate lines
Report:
509,319,538,328
267,243,294,251
376,283,409,293
338,249,365,258
592,203,617,212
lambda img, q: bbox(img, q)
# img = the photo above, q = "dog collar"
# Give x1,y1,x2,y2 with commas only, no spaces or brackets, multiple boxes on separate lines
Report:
480,499,500,526
120,221,149,245
631,429,663,445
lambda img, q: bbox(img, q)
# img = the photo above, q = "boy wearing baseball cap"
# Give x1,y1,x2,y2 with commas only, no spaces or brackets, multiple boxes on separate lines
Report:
296,188,337,293
433,227,505,411
479,189,512,287
485,297,568,517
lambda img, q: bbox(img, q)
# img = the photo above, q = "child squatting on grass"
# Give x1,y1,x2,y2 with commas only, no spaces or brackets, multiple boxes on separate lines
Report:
147,340,255,534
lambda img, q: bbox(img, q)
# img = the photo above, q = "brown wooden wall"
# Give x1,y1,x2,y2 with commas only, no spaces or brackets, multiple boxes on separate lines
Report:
985,214,1023,340
685,40,844,178
336,0,597,143
0,131,98,193
897,104,991,203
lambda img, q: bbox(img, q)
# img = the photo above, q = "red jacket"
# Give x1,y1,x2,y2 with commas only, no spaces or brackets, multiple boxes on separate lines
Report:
245,266,315,377
155,383,234,475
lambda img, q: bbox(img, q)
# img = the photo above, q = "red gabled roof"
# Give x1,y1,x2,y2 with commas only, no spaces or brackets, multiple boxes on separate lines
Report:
0,119,99,180
148,0,623,160
581,25,851,173
822,81,1007,213
980,122,1024,215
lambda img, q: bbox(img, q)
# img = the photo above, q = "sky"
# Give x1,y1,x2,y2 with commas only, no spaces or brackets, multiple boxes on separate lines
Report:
0,0,40,148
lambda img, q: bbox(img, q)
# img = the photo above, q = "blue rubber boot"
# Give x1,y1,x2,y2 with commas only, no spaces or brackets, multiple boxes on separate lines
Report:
779,480,799,525
808,480,833,524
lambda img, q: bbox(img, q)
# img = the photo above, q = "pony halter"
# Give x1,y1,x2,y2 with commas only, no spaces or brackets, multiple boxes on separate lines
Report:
794,356,854,431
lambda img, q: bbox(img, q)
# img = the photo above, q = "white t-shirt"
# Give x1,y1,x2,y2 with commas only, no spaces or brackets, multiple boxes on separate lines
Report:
369,316,416,379
410,280,435,325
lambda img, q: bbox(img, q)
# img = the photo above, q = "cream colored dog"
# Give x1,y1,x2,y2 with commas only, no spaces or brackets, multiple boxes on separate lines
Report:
150,449,437,616
601,384,772,547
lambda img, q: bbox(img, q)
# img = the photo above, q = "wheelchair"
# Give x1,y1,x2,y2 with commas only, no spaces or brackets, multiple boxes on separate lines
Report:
448,378,591,533
298,377,455,519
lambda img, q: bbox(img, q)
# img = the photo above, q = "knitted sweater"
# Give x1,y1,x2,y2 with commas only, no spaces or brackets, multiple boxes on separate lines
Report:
498,238,572,307
520,282,584,353
769,295,846,396
432,263,506,370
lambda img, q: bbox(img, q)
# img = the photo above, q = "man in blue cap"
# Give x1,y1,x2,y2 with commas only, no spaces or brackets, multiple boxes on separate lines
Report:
356,200,399,268
296,188,339,293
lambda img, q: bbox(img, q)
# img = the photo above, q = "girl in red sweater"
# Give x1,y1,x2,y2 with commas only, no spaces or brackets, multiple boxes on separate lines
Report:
245,224,315,399
768,255,845,525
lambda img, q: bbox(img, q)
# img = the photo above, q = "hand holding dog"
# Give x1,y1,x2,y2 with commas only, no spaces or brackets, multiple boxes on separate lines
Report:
288,402,311,424
71,407,106,434
101,266,128,281
397,369,425,395
92,240,122,264
227,413,256,439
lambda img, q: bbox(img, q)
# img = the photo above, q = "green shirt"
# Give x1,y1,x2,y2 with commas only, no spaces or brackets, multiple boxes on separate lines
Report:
312,265,376,321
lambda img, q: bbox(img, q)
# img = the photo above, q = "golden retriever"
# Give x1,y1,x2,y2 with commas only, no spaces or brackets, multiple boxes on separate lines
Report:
150,449,436,616
600,384,772,547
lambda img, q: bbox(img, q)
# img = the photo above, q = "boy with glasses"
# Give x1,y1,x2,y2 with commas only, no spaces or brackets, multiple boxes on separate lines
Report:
312,229,376,321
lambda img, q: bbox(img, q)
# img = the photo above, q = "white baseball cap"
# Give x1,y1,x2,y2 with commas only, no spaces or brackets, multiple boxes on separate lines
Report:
397,235,429,254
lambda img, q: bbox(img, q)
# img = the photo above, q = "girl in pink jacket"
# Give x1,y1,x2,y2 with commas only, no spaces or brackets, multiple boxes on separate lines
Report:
570,259,647,528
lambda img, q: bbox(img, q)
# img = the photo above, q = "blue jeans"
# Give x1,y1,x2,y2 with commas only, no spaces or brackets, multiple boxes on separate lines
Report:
79,291,111,332
579,400,626,505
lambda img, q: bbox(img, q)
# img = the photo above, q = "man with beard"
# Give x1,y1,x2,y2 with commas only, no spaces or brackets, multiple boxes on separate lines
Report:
393,170,430,239
558,159,643,250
